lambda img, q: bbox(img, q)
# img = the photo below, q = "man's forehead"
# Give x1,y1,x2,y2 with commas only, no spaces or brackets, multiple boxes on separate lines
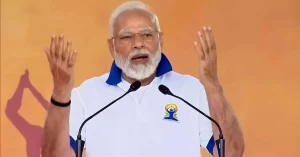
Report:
114,10,156,34
118,27,154,34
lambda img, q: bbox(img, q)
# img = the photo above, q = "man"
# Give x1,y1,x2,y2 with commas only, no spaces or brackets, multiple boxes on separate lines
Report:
41,1,244,157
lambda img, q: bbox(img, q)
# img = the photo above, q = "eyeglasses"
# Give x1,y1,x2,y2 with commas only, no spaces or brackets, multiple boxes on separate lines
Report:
111,30,160,44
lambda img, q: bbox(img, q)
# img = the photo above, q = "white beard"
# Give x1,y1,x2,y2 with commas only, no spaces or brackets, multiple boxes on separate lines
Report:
113,44,162,81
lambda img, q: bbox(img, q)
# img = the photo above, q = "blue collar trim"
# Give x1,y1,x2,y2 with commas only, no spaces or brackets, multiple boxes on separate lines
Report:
106,53,172,85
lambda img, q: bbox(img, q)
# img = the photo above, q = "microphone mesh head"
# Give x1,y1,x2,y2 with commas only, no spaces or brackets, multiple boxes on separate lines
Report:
158,85,170,94
130,81,141,91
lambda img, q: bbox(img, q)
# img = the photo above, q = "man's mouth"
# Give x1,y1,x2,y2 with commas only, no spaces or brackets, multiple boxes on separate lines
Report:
131,54,149,60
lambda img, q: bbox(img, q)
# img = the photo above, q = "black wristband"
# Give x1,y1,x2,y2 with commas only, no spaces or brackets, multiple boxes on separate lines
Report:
50,97,71,107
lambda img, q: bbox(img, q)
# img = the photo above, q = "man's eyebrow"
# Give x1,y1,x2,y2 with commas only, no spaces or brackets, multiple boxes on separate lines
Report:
118,29,130,35
118,27,154,35
140,27,154,32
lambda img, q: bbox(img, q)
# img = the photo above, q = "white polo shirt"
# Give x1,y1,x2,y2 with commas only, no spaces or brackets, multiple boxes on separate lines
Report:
69,53,215,157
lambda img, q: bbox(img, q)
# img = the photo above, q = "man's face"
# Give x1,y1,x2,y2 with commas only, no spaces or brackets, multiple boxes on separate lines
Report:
108,10,163,81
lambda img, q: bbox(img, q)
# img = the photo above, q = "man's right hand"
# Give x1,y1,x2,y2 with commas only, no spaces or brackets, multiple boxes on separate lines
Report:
45,34,78,103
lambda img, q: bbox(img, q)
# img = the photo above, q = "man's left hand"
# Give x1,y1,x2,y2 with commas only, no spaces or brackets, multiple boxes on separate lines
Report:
194,26,220,89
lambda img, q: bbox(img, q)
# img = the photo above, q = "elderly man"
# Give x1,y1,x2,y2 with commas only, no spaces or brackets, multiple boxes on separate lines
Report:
41,1,244,157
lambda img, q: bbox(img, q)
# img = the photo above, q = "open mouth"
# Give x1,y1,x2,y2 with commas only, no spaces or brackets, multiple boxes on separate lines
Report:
131,54,149,60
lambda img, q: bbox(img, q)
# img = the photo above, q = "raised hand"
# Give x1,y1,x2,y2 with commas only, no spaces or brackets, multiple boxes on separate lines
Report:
194,26,220,88
194,27,245,157
44,34,78,103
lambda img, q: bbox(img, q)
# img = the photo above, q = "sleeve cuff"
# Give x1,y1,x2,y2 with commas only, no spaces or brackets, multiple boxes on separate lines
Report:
70,135,76,152
206,135,215,155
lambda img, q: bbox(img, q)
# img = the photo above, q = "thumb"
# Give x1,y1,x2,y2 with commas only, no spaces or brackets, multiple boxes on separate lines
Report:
44,48,51,62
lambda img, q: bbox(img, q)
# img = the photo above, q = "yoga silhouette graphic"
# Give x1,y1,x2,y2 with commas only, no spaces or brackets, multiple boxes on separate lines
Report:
5,69,49,157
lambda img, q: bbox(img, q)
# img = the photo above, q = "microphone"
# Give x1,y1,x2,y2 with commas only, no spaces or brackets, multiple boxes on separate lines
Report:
76,81,142,157
158,85,225,157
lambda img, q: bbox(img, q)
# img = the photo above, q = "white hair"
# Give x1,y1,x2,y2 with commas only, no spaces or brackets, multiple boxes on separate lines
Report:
114,42,162,81
109,1,161,38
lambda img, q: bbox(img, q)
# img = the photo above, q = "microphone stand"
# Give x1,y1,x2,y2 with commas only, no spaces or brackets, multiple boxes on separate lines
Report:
171,94,225,157
158,85,225,157
75,81,141,157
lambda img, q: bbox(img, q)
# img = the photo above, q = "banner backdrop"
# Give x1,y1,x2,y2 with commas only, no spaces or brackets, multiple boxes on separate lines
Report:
1,0,300,157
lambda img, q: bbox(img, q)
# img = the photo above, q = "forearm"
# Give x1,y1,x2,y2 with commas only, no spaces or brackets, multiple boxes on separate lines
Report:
42,33,77,157
41,105,73,157
205,84,244,157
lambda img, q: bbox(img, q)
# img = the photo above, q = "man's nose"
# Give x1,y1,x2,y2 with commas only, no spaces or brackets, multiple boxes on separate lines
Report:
131,34,145,49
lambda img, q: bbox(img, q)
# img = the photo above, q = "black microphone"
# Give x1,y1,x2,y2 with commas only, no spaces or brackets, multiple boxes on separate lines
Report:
76,81,142,157
158,84,225,157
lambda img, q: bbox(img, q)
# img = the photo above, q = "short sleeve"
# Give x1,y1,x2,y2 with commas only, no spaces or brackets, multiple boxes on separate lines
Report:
198,85,215,155
69,88,86,152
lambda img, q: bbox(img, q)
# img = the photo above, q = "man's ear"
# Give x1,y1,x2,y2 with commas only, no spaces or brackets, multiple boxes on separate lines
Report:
107,38,114,58
159,32,164,50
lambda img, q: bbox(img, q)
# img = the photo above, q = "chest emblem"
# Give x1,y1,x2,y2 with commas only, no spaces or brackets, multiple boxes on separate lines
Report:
164,104,178,121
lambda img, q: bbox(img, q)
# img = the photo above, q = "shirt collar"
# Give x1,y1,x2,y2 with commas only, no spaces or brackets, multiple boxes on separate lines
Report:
106,53,172,85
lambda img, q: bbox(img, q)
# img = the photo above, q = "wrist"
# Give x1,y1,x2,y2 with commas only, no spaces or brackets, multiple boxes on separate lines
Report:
51,90,71,103
203,81,223,94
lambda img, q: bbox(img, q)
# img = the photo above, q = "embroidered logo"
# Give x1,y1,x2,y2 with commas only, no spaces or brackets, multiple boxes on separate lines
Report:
164,104,178,121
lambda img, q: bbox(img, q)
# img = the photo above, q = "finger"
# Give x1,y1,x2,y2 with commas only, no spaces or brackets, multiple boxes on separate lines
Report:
208,27,216,50
44,48,53,70
62,40,72,61
50,34,57,58
67,49,78,68
194,41,205,60
202,26,211,56
207,27,217,62
197,31,208,58
203,26,213,52
55,34,64,58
